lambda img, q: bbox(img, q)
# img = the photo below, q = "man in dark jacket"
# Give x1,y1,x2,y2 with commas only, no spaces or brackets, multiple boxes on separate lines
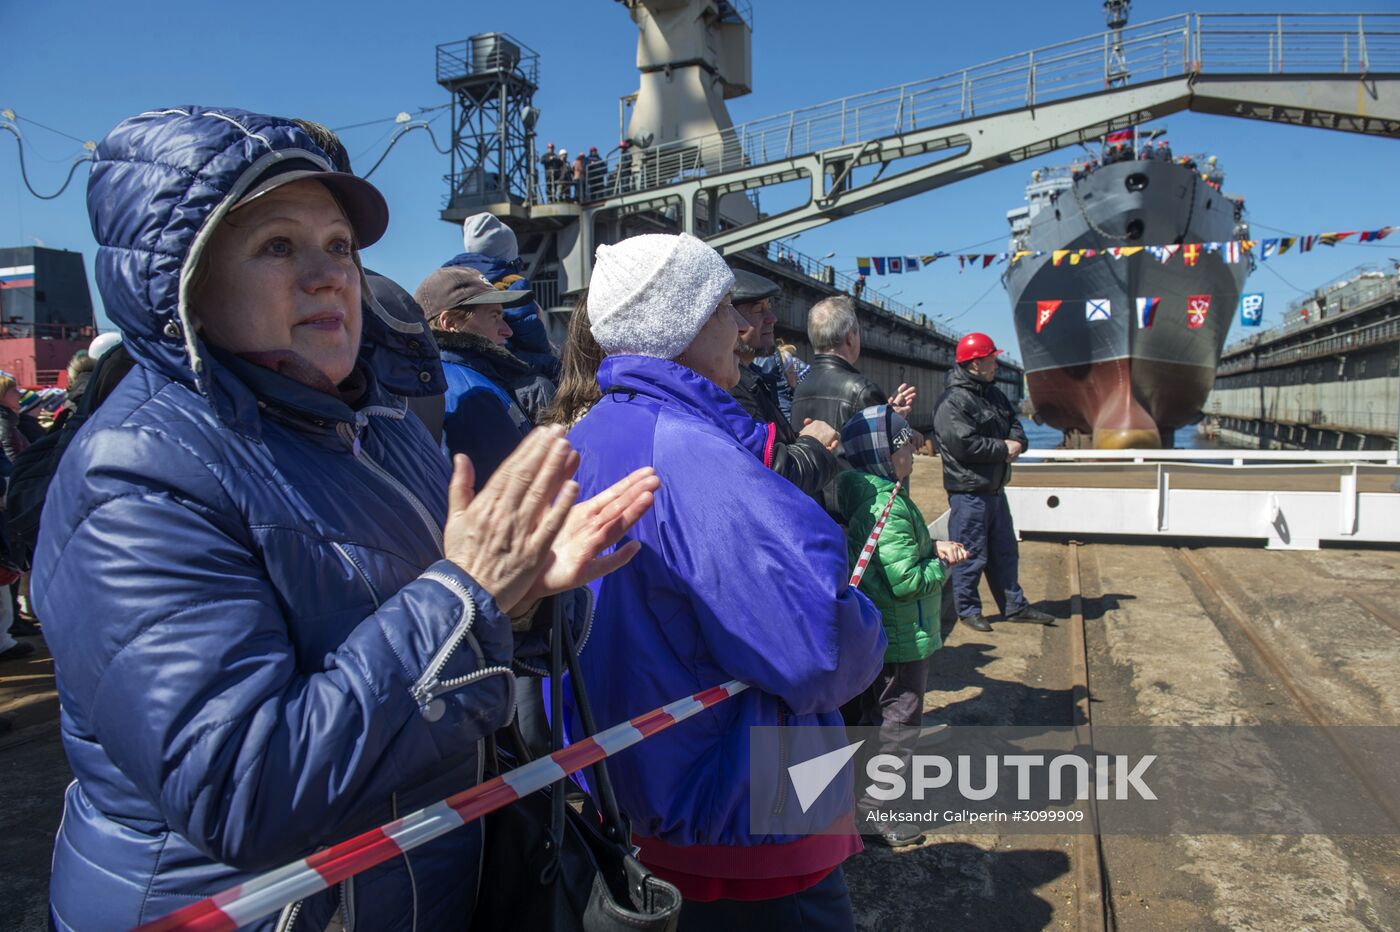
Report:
932,333,1053,632
791,295,916,517
727,269,839,499
791,295,916,432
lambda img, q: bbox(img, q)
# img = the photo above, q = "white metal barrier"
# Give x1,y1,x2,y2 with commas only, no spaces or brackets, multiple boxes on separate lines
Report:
1005,449,1400,550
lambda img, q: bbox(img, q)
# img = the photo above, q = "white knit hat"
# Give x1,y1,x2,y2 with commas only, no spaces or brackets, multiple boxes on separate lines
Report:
588,233,735,360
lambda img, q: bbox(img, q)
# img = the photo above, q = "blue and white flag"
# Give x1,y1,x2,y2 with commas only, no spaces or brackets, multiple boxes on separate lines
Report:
904,256,920,272
1086,298,1112,321
1240,292,1265,326
888,257,904,274
1260,239,1280,261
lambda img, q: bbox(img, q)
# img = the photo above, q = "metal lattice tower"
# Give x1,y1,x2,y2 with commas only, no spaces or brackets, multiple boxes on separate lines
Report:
437,33,541,220
1105,1,1132,87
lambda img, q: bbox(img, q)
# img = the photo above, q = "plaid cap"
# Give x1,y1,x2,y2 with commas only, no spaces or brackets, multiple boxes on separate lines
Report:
840,404,914,480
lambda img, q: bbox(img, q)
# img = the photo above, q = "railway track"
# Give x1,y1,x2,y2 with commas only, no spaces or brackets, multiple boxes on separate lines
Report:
1058,539,1400,932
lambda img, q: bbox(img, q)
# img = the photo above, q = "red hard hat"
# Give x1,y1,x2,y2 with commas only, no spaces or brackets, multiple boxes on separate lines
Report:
956,332,1003,364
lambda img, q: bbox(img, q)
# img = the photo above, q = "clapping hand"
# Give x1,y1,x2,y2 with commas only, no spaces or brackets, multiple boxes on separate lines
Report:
888,383,917,418
800,418,841,452
443,427,659,615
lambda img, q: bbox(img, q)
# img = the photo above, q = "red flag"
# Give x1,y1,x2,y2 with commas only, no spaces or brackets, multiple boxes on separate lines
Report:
1106,129,1133,144
1182,243,1201,267
1036,300,1062,333
1187,294,1211,329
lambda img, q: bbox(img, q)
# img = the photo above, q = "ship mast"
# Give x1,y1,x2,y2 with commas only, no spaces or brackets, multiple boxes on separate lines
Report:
1104,1,1132,154
1104,1,1131,89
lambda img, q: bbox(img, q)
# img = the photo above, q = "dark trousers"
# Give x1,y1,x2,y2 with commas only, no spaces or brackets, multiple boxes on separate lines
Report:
948,491,1028,619
854,658,928,818
679,866,855,932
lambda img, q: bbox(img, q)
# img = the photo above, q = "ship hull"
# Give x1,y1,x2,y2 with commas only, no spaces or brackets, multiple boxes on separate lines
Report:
1005,158,1248,446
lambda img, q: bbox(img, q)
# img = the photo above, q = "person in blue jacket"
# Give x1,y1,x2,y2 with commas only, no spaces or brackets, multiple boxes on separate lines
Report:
34,106,657,932
557,232,887,930
415,265,555,490
441,212,560,381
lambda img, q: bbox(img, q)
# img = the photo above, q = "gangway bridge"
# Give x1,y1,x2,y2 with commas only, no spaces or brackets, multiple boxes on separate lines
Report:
471,12,1399,284
440,10,1398,423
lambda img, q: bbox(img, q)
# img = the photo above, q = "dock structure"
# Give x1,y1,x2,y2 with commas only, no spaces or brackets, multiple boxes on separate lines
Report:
1207,264,1400,451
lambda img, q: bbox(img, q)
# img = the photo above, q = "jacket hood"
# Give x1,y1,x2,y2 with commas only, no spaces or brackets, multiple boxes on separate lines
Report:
596,355,771,463
945,363,989,394
86,106,443,434
442,252,523,281
839,404,912,480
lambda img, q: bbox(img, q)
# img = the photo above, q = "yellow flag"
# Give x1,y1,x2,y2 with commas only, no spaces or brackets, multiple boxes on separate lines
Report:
1052,250,1070,266
1119,246,1145,258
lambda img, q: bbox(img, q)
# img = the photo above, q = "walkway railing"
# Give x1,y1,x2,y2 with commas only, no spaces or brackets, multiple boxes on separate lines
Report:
596,12,1400,200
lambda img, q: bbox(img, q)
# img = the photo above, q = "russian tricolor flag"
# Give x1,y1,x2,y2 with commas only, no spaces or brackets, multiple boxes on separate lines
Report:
1135,297,1159,329
0,265,35,290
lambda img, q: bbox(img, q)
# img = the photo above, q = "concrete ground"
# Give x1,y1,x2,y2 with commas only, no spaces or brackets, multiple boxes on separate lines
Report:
845,457,1400,931
2,455,1397,930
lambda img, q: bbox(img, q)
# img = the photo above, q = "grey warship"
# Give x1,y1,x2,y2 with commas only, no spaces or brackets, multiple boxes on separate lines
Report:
1002,0,1251,448
1003,148,1250,447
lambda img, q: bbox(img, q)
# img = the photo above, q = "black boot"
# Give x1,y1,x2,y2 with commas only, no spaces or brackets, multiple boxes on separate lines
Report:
1006,605,1054,624
960,614,992,632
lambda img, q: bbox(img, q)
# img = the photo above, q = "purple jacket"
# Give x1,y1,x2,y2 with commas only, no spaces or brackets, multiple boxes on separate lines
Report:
566,355,885,885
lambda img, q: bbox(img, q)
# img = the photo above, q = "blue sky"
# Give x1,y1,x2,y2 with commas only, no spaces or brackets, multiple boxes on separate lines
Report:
3,0,1398,362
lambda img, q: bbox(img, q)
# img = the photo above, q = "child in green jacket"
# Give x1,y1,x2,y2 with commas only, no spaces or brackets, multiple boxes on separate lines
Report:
836,405,967,846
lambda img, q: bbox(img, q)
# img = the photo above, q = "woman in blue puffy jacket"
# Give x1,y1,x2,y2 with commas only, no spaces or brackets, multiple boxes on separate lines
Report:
34,107,655,931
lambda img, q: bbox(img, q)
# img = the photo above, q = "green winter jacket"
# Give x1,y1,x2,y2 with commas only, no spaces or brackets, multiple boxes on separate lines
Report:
836,470,947,663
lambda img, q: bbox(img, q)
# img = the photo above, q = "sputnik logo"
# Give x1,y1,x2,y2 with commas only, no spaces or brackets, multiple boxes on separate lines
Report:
787,740,864,813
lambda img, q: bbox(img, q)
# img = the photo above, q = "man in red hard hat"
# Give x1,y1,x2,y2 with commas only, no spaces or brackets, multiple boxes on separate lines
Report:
932,333,1052,632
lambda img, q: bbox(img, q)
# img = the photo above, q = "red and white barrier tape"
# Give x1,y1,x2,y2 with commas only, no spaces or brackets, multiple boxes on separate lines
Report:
138,501,903,931
849,480,901,588
135,680,749,932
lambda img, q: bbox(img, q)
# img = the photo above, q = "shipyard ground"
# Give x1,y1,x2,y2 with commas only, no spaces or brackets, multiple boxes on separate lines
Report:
2,456,1398,930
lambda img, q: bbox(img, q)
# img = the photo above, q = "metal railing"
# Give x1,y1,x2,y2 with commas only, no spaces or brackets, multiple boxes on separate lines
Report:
1221,265,1400,372
596,13,1400,200
744,241,993,351
436,34,540,86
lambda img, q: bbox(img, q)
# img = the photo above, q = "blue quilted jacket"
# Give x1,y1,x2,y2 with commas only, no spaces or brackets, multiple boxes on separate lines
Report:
34,107,520,931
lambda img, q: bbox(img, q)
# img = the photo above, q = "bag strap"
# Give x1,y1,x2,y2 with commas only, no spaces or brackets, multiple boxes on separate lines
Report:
556,601,627,842
544,595,630,844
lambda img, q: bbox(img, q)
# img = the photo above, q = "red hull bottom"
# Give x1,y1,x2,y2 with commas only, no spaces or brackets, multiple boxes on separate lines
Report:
1028,358,1214,449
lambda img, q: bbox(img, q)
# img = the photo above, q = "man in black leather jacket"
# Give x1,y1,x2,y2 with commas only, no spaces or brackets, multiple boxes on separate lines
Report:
727,269,840,499
932,334,1053,632
790,295,916,516
791,295,917,432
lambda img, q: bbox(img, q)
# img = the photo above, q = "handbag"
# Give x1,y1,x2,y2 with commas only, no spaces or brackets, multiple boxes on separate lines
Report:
472,597,682,931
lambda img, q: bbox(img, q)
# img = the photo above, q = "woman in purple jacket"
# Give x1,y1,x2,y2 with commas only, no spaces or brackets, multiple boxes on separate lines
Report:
560,233,886,931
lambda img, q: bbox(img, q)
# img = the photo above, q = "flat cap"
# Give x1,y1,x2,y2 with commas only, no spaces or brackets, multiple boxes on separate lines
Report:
730,268,781,304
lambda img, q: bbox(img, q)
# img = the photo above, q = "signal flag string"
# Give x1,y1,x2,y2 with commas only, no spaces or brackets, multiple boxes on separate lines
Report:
135,492,901,931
